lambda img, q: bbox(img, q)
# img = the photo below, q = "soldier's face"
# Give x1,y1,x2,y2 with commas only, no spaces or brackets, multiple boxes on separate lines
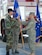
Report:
10,11,13,15
29,14,34,19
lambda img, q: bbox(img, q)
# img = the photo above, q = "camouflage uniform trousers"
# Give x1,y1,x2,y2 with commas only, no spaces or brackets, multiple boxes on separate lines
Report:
6,32,13,52
12,28,20,54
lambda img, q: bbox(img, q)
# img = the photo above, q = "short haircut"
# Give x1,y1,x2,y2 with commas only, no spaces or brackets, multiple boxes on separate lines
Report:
8,9,13,13
29,12,35,16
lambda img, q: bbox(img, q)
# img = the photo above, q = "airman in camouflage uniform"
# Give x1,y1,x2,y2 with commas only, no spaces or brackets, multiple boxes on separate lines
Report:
12,10,20,54
5,9,20,55
21,12,36,55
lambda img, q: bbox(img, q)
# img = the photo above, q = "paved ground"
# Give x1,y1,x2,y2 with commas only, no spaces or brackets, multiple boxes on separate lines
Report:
0,40,42,55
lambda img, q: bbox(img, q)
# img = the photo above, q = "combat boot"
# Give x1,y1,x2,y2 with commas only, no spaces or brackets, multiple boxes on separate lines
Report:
6,51,9,55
